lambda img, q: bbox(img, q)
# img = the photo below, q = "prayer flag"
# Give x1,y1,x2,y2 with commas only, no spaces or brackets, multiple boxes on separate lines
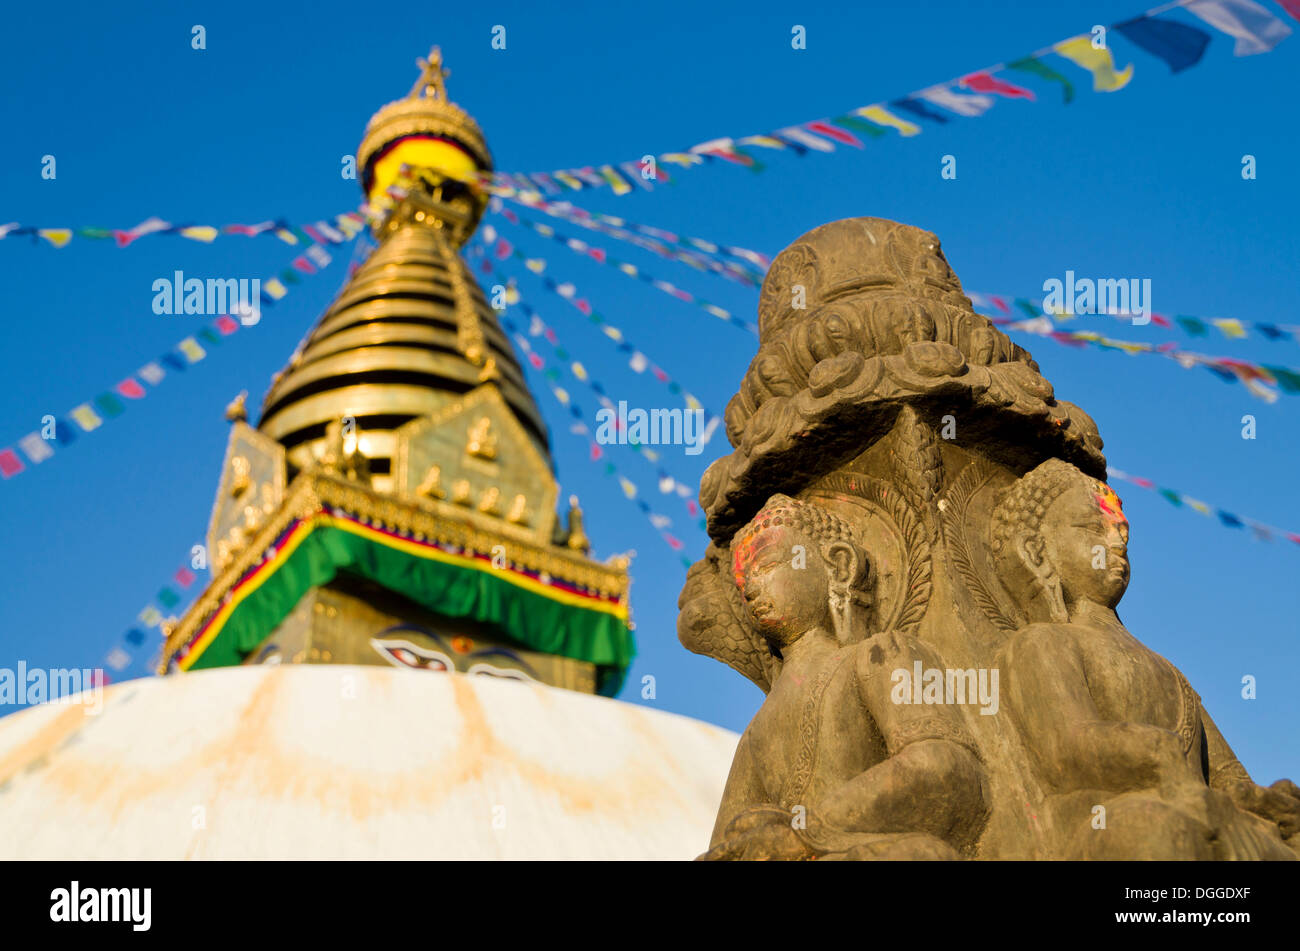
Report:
1186,0,1292,55
1007,55,1076,103
918,85,996,116
1115,15,1212,72
0,448,24,478
960,71,1035,100
17,432,53,464
1053,36,1134,91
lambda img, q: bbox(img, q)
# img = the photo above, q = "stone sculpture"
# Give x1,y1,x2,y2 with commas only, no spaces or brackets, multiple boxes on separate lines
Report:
679,217,1298,859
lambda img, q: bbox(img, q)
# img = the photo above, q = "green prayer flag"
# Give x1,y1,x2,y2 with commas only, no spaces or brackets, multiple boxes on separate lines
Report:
1264,365,1300,393
1177,316,1208,336
1007,56,1075,103
280,268,301,286
1158,489,1183,507
1015,298,1041,318
830,115,888,139
157,587,180,608
94,392,125,418
198,327,222,347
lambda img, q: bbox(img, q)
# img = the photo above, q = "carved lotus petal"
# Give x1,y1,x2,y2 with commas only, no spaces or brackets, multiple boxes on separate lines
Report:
903,341,965,378
808,352,865,397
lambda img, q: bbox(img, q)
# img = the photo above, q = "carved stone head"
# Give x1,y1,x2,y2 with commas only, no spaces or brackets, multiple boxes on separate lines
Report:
990,459,1130,622
731,494,865,650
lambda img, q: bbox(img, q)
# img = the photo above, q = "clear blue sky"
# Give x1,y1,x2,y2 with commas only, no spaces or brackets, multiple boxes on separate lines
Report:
2,0,1297,781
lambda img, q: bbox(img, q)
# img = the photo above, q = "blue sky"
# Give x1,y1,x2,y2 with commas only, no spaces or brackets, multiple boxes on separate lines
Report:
2,0,1298,781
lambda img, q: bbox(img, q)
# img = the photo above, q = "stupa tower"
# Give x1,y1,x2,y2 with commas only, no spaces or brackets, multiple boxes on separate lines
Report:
159,49,634,695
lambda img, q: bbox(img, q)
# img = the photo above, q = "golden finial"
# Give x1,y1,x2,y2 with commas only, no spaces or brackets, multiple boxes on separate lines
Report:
566,495,590,552
410,46,449,100
466,417,498,460
225,390,248,423
416,464,447,500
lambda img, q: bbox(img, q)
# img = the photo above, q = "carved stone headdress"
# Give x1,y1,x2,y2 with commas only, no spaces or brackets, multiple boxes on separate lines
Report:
700,217,1107,541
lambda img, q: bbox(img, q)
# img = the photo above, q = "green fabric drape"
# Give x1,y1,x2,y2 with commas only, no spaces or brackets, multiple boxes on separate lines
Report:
189,522,634,695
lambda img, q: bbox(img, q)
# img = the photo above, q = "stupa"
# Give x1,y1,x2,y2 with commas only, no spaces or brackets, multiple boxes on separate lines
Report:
0,48,738,860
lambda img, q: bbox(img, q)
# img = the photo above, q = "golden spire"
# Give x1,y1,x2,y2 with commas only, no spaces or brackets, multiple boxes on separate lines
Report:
257,45,549,494
357,46,493,247
410,46,449,100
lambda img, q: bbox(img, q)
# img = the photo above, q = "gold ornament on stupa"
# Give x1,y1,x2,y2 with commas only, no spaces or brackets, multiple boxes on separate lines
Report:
160,47,634,696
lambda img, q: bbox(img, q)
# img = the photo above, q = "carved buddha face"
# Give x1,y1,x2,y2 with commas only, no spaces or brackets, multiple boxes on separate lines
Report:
731,498,860,649
1039,480,1130,609
993,460,1131,622
733,523,832,648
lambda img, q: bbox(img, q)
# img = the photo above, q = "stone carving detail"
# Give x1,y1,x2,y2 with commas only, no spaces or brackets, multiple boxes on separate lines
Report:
681,216,1299,860
940,460,1018,635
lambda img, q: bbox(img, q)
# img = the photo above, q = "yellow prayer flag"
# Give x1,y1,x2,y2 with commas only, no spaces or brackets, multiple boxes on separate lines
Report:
853,105,920,137
1053,37,1133,92
660,153,705,167
600,165,633,196
38,229,73,248
179,226,219,242
177,337,206,363
264,279,288,300
1212,319,1247,339
69,403,103,432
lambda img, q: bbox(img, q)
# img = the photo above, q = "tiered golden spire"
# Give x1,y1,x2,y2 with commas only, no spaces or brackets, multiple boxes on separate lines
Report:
256,48,545,493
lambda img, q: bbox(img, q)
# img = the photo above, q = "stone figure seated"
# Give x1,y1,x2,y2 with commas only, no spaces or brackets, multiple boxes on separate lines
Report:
701,494,989,860
992,458,1299,858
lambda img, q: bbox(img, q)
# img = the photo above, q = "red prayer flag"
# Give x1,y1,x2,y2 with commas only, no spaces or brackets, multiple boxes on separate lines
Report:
664,534,684,550
116,379,146,399
1279,1,1300,22
990,296,1011,315
575,299,593,316
961,71,1035,101
806,121,864,148
175,567,197,588
215,315,240,334
292,256,316,274
0,448,25,478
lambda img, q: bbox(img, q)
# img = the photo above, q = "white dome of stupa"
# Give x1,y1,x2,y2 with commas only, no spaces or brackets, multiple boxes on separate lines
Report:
0,665,737,859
